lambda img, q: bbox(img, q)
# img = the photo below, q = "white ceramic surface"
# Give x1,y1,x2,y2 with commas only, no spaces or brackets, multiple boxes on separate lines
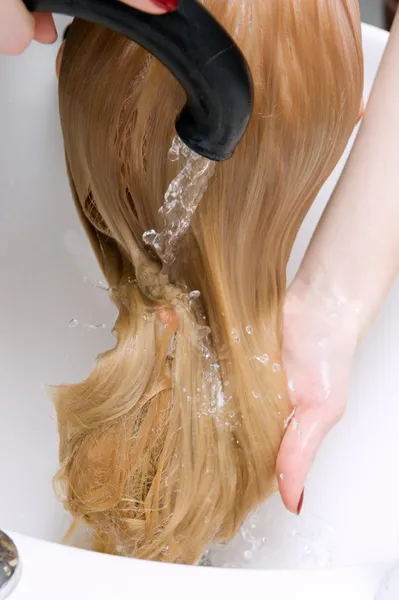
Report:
0,18,395,599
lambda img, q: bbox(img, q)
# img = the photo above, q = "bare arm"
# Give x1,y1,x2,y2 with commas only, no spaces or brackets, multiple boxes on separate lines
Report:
297,11,399,340
278,12,399,515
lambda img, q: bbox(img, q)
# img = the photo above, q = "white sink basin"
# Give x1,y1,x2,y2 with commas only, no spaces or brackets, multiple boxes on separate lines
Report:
0,19,394,600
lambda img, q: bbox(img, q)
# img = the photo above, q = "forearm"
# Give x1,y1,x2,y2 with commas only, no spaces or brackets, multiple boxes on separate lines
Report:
296,12,399,340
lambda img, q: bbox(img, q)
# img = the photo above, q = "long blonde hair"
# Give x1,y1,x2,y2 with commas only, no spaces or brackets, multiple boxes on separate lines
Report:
56,0,363,564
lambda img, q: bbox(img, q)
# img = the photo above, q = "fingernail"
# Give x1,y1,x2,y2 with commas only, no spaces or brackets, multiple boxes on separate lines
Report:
151,0,179,11
297,489,305,515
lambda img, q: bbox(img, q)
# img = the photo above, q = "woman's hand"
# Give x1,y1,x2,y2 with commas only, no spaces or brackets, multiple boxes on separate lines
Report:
277,278,359,515
0,0,178,54
277,9,399,515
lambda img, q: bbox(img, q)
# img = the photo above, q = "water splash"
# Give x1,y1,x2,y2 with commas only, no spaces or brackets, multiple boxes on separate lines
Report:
83,323,106,331
208,497,335,570
253,354,269,365
69,319,106,331
299,543,332,568
141,138,228,426
189,290,201,301
142,230,157,246
83,277,109,291
198,325,230,420
142,136,216,265
291,418,301,433
231,329,241,344
187,300,234,427
243,550,253,561
167,333,177,359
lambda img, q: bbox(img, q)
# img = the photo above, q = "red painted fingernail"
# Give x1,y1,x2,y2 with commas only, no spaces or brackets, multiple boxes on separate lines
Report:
297,489,305,515
151,0,179,11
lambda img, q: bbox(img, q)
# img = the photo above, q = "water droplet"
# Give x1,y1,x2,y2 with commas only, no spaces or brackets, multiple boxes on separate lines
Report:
243,550,253,561
217,392,226,409
279,473,285,480
299,544,332,569
84,278,109,291
84,323,106,331
292,418,300,431
278,393,283,400
272,363,281,373
189,290,201,300
255,354,269,364
167,333,176,359
68,318,79,328
245,325,253,335
142,229,157,245
291,529,299,538
252,391,261,399
231,329,241,344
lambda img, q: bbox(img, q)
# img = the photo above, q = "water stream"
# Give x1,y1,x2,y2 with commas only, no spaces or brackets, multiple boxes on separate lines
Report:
142,136,216,265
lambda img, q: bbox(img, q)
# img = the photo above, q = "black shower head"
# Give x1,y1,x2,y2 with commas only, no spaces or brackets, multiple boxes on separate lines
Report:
23,0,254,162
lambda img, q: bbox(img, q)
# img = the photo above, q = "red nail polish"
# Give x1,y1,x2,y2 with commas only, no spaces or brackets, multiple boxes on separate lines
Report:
297,489,305,515
151,0,179,12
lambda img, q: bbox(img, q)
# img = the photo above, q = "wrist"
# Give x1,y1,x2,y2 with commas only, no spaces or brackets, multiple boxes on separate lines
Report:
287,269,363,350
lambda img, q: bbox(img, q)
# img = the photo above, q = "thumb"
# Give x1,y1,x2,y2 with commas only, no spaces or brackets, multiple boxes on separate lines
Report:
276,405,342,514
120,0,179,13
0,0,34,55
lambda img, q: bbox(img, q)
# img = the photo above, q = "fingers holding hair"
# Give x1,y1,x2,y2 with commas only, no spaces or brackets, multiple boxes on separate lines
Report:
0,0,56,54
33,12,57,44
0,0,34,54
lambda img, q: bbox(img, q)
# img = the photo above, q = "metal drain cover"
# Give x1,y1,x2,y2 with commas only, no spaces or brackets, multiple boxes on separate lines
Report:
0,532,20,599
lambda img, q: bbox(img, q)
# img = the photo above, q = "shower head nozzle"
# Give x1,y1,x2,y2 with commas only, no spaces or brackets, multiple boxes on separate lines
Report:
23,0,254,161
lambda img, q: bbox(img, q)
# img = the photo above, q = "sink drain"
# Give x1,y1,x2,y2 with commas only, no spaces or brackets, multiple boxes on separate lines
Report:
0,532,20,599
